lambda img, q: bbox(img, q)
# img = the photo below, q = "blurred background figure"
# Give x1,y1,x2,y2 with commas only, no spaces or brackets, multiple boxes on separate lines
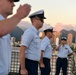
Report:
0,0,31,75
55,37,73,75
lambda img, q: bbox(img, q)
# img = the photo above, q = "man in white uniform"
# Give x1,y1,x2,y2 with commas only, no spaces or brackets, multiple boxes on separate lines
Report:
19,10,46,75
0,0,31,75
55,37,73,75
40,28,53,75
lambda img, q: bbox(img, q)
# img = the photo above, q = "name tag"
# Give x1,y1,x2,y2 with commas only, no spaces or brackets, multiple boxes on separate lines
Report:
65,48,68,50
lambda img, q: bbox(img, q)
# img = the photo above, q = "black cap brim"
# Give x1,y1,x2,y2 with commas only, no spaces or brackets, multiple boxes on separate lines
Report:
36,16,46,19
61,39,67,41
42,17,46,19
61,38,67,41
14,0,19,2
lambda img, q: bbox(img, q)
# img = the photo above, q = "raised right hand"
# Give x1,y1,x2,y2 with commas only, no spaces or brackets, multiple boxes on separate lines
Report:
16,4,31,19
20,69,28,75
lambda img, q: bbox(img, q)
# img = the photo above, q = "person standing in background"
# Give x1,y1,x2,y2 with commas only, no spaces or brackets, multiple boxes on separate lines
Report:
19,10,46,75
55,37,73,75
40,28,53,75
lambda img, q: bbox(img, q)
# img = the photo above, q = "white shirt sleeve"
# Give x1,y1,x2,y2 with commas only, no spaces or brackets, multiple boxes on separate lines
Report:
68,46,73,53
21,31,34,47
41,40,48,51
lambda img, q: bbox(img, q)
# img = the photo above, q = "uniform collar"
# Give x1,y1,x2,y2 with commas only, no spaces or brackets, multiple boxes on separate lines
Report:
61,44,67,47
31,25,39,35
45,36,50,42
0,14,5,20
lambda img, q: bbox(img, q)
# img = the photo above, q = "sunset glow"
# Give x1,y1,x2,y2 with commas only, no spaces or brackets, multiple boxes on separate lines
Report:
12,0,76,27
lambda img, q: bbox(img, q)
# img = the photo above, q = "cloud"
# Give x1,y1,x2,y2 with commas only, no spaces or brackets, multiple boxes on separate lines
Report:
73,25,76,31
63,24,74,31
54,23,64,31
17,21,31,31
54,23,76,31
18,21,53,31
17,21,76,31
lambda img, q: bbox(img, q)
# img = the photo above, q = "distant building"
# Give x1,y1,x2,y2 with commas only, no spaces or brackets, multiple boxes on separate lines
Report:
53,31,57,44
53,31,61,45
56,37,59,46
11,37,16,45
67,33,73,46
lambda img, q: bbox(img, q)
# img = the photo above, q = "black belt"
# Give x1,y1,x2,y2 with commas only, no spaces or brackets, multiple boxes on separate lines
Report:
25,58,38,63
43,57,50,60
58,57,67,59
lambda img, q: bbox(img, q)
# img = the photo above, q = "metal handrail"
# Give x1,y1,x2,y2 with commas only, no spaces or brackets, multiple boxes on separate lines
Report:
70,55,76,75
9,49,76,75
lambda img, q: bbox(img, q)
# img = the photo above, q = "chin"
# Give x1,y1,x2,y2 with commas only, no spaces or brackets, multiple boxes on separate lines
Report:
40,26,43,28
10,11,13,14
8,12,13,15
9,10,13,14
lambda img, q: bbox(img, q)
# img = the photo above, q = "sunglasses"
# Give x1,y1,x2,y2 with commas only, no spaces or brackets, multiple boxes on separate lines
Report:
35,17,44,23
39,19,44,23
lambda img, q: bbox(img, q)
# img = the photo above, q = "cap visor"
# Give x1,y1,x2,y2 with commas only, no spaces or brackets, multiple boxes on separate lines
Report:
43,17,46,19
61,39,66,40
14,0,19,2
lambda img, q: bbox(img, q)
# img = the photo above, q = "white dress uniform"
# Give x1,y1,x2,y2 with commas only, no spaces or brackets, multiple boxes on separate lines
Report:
0,15,11,75
55,44,73,75
58,44,73,58
41,36,52,59
40,36,52,75
21,25,41,61
19,9,46,75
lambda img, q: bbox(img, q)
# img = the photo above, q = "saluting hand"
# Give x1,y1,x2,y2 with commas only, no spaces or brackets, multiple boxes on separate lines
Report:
56,44,61,50
16,4,31,19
